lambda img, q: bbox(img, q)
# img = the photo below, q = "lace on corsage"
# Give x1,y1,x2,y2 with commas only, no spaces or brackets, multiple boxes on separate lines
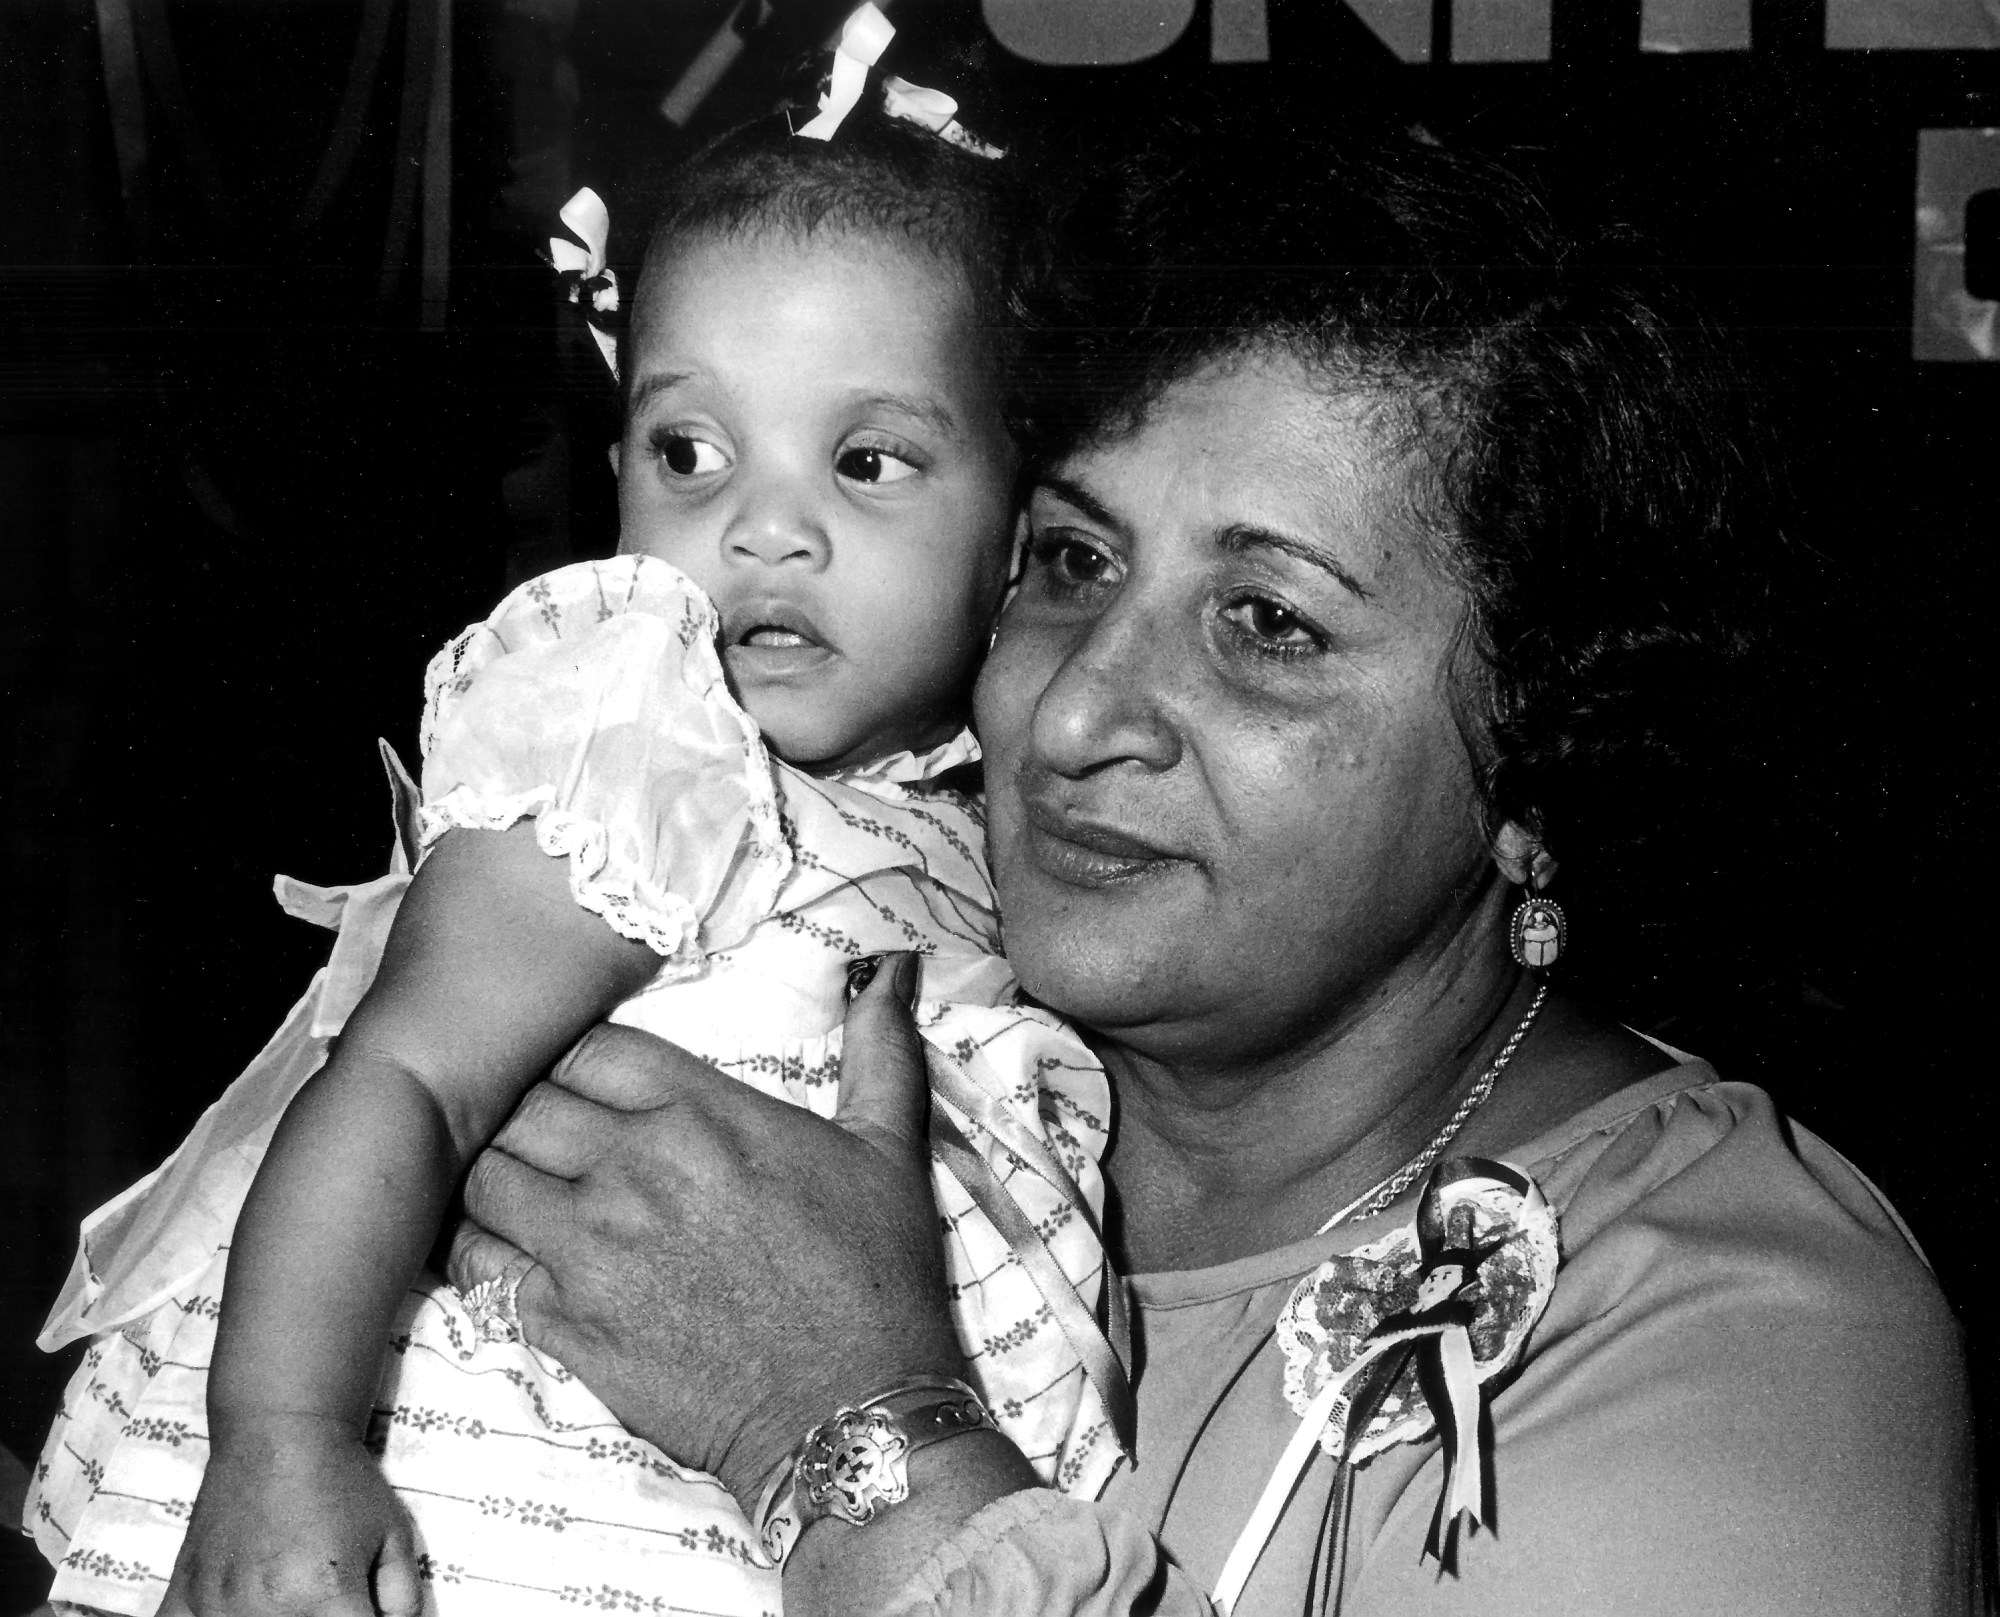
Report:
1213,1159,1560,1612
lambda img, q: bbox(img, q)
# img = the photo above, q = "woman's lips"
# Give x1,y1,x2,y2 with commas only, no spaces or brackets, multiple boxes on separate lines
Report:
1021,801,1191,888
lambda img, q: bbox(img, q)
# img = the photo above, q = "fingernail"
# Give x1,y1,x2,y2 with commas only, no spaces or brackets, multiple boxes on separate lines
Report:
892,951,922,1010
846,954,886,1003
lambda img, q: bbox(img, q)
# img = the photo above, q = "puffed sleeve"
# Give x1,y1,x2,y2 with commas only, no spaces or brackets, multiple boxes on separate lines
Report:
417,556,790,975
891,1492,1217,1615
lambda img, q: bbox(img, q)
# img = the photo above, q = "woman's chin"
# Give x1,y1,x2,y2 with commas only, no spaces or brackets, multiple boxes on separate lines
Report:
1006,923,1191,1036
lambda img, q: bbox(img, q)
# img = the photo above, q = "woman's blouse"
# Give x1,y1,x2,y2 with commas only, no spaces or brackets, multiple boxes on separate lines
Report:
892,1062,1980,1615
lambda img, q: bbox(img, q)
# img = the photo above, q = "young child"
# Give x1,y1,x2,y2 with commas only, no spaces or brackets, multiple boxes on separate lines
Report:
29,39,1125,1617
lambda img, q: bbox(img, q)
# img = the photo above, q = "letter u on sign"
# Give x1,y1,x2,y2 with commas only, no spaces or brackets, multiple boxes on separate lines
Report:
983,0,1197,64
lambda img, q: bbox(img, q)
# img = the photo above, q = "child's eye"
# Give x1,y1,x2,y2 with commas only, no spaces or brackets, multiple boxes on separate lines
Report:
654,433,728,476
1221,594,1325,655
835,446,920,485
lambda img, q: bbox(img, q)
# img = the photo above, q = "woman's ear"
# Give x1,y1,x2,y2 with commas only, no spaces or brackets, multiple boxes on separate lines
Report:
1492,820,1556,889
607,441,623,478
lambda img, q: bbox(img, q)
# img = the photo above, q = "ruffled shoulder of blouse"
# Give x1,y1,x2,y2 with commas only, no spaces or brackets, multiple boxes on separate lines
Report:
832,727,982,791
417,556,790,973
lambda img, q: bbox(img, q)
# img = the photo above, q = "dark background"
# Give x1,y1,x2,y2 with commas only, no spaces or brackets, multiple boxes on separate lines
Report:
4,0,1997,1607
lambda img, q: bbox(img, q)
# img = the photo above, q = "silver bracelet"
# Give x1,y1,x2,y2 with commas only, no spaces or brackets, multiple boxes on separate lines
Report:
751,1375,998,1568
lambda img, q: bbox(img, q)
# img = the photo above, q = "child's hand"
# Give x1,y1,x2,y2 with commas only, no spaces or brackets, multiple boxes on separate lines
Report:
161,1415,421,1617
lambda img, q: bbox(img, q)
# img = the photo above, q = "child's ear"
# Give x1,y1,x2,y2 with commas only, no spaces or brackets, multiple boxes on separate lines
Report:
1004,509,1029,594
979,511,1028,640
607,442,623,478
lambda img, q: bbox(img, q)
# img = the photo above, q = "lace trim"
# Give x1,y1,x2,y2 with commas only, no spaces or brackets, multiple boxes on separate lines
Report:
413,557,794,956
416,788,707,972
420,622,487,765
834,727,982,789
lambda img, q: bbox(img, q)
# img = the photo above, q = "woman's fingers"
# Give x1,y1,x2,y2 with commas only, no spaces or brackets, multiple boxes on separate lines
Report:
447,1222,558,1355
546,1021,707,1110
460,1143,578,1263
445,1220,529,1295
435,1004,967,1505
486,1075,626,1177
836,951,931,1157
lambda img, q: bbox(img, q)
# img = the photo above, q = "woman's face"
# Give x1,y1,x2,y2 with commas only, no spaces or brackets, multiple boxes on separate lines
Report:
977,352,1497,1068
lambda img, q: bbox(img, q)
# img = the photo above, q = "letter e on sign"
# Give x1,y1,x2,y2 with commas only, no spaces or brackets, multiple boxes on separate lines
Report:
1913,128,2000,362
983,0,1197,64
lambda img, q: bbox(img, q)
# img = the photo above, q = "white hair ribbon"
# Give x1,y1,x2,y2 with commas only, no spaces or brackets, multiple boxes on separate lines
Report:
549,186,620,380
793,3,895,141
880,75,1005,159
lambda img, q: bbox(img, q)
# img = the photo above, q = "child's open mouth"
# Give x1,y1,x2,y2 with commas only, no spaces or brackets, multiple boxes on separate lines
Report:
723,601,836,679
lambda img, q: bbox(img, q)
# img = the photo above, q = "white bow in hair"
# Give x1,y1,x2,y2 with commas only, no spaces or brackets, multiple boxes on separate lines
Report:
794,3,896,140
793,4,1003,159
881,75,1004,159
550,187,620,380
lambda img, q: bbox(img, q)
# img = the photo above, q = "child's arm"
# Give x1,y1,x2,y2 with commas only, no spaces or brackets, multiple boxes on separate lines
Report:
168,824,659,1617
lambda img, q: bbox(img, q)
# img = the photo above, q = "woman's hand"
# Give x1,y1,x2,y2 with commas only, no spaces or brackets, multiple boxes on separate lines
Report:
160,1413,420,1617
447,952,969,1511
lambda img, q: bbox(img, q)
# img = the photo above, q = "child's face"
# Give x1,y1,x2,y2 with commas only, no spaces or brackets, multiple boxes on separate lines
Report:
615,226,1018,772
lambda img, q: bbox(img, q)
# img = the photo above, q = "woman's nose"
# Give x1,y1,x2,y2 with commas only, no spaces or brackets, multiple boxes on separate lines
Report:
723,477,830,570
1027,608,1183,779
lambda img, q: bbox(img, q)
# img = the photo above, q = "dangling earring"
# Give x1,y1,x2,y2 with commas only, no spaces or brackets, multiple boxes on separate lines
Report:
1508,851,1566,970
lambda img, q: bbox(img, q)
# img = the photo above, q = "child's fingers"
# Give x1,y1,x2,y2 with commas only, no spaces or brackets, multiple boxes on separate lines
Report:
372,1525,423,1617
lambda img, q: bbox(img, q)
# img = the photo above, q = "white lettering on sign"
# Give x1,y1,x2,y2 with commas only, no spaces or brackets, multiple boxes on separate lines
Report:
981,0,1995,68
1827,0,1999,50
1640,0,1752,54
1212,0,1270,62
1346,0,1431,62
1453,0,1553,61
981,0,1197,65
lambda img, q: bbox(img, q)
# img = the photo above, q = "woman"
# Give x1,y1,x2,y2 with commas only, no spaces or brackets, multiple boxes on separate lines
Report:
449,125,1977,1614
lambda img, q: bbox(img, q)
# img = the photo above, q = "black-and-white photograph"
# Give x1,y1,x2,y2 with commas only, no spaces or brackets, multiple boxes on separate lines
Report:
4,2,1996,1612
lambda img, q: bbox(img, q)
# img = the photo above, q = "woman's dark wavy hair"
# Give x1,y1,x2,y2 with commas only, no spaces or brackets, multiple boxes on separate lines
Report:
1032,112,1786,1004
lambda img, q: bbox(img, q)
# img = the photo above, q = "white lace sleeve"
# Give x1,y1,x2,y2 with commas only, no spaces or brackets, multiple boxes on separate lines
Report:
417,556,790,972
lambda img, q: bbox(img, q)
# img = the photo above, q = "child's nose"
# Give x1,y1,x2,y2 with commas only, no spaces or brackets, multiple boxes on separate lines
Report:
724,479,831,569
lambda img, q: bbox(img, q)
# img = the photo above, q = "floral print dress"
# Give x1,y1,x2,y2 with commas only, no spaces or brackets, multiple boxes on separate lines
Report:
28,556,1127,1617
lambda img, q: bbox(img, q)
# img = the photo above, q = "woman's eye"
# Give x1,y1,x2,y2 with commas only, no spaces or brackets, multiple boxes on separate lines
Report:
835,445,919,485
1026,533,1116,594
655,434,727,476
1223,595,1324,653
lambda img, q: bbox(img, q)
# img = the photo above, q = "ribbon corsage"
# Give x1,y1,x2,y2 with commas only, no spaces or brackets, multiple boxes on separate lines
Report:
1213,1159,1559,1613
548,187,619,381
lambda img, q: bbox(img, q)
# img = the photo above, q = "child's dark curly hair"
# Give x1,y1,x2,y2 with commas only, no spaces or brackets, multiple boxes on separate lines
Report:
609,92,1052,449
1035,110,1786,1004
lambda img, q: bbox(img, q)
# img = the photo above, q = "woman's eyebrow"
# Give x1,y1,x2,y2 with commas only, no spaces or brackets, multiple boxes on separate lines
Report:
1217,524,1375,601
1034,475,1125,533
